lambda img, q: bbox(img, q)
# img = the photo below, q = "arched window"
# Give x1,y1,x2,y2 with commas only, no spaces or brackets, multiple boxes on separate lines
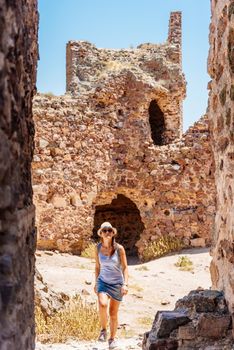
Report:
148,100,166,145
92,194,144,256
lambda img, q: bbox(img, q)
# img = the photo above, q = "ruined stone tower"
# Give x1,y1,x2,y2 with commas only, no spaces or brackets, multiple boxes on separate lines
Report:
66,12,184,143
33,12,215,258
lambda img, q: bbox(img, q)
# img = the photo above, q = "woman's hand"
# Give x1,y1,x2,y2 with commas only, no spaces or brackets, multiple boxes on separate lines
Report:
121,284,128,296
94,283,98,294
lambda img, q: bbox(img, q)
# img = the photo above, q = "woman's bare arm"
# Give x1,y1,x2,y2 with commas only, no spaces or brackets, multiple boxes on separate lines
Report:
94,246,100,293
119,245,128,286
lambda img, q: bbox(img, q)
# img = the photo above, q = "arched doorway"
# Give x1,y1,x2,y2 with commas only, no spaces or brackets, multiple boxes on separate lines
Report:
92,194,144,256
148,100,166,145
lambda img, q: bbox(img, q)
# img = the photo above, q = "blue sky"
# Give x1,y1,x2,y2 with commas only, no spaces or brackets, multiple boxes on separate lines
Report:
37,0,211,131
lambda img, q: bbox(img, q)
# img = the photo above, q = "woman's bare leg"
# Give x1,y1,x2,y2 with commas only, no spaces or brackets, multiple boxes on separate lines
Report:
98,293,109,330
109,298,120,339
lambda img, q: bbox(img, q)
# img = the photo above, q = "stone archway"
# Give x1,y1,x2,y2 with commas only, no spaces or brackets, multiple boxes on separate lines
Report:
148,100,166,145
92,194,144,256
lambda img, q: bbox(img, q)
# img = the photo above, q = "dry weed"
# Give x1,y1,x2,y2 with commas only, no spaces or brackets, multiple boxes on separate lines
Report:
135,265,149,271
141,236,185,262
138,316,153,326
36,295,100,343
81,241,97,259
175,256,194,272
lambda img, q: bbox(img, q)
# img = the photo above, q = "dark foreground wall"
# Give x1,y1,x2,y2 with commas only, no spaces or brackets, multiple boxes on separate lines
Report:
0,1,38,349
208,0,234,322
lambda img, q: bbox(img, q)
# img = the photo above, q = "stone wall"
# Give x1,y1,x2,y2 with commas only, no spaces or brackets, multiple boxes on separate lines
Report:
33,11,215,258
33,90,215,258
0,1,38,349
208,0,234,322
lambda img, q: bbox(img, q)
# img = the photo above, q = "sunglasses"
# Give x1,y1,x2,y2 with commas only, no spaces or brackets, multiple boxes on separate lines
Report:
101,229,113,233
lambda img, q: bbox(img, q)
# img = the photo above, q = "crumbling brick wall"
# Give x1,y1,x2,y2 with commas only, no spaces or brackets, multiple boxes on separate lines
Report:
33,12,215,258
0,1,38,349
33,94,215,258
208,0,234,321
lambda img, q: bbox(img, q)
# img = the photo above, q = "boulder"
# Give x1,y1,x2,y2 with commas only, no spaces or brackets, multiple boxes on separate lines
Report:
175,290,228,315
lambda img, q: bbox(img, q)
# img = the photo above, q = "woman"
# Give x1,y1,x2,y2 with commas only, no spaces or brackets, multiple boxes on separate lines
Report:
94,221,129,349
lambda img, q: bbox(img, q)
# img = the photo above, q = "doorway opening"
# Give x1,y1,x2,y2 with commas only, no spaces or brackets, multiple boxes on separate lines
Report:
92,194,144,256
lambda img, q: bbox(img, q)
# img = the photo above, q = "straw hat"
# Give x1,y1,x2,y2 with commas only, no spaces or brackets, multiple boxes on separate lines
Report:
97,222,117,237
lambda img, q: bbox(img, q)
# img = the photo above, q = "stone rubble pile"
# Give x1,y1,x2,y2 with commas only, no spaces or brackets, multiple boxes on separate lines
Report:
35,269,69,317
143,289,233,349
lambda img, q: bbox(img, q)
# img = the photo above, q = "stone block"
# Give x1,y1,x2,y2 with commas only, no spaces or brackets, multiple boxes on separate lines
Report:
210,260,219,287
39,138,49,148
0,255,13,276
70,194,82,207
197,313,231,339
151,311,191,338
0,283,14,310
190,238,206,247
51,195,67,208
178,323,196,340
148,339,178,350
143,332,178,350
0,186,11,209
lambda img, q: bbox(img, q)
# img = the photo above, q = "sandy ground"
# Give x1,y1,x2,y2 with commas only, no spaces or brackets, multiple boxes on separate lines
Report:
36,337,143,350
36,247,212,346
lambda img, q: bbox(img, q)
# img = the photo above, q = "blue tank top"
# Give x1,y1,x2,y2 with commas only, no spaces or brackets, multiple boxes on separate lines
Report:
97,243,124,285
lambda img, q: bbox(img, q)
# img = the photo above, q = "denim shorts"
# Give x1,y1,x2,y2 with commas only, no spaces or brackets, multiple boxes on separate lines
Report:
97,278,123,301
